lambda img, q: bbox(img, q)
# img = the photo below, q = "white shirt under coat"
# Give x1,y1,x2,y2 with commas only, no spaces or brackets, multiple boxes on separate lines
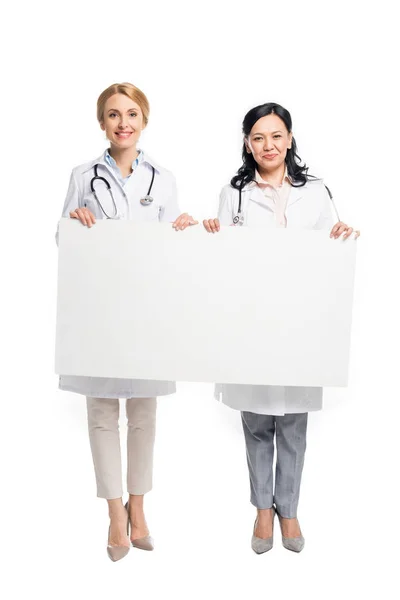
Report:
214,176,335,416
57,150,180,399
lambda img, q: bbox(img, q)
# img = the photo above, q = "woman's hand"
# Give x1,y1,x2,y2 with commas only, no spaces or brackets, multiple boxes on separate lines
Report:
203,218,220,233
70,208,96,228
330,221,360,240
172,213,199,230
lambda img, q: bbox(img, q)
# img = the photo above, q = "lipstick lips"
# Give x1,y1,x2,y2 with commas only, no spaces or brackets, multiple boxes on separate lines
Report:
115,131,133,138
263,154,278,159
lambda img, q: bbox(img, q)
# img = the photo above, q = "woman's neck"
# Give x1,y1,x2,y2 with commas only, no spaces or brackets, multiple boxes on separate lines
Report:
109,145,139,177
258,163,286,187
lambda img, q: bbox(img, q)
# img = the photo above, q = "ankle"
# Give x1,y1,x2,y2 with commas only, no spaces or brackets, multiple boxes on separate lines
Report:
108,504,127,520
129,510,146,524
127,495,144,509
127,500,145,517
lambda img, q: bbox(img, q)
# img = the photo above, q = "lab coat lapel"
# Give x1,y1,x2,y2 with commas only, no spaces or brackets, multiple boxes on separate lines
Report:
247,185,275,212
88,152,124,191
246,182,304,212
286,185,304,207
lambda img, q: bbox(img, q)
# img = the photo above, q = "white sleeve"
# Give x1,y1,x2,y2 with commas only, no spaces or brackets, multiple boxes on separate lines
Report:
159,174,181,223
314,183,335,231
55,170,81,246
217,185,235,226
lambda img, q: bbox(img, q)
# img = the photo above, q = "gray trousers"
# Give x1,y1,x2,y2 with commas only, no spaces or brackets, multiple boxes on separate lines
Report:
241,412,308,518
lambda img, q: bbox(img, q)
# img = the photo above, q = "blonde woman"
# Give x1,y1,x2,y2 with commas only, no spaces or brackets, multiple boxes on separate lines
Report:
56,82,197,561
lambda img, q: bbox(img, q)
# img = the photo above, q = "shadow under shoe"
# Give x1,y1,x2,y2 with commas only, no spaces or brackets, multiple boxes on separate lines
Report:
251,506,276,554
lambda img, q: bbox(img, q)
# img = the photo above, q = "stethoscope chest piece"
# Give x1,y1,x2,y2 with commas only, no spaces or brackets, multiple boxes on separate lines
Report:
140,195,154,206
233,214,244,226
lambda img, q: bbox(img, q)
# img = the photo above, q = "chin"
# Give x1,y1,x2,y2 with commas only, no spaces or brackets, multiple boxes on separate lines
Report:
262,159,281,168
114,139,136,148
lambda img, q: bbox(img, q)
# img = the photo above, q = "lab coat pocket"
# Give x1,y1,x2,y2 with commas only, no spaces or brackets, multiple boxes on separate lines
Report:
141,201,162,222
82,196,104,219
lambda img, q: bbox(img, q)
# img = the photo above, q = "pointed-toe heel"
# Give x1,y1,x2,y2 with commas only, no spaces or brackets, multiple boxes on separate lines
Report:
251,507,276,554
282,535,305,553
131,535,154,551
106,506,130,562
107,540,130,562
276,509,305,553
125,502,154,551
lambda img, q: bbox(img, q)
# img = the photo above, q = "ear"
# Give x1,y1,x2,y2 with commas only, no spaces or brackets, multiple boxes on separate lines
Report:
244,138,252,154
288,132,293,149
100,121,105,131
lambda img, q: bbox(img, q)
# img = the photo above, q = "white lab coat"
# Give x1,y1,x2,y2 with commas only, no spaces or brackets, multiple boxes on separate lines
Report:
57,150,180,398
214,178,335,416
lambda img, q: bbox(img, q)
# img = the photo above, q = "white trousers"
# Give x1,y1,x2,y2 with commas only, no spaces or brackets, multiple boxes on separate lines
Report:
86,396,157,499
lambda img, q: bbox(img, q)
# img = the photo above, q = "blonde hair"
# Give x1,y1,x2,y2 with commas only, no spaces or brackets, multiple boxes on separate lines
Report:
97,82,150,125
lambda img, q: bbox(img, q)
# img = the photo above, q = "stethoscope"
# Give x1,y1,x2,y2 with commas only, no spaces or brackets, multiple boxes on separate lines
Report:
232,182,340,225
90,164,156,219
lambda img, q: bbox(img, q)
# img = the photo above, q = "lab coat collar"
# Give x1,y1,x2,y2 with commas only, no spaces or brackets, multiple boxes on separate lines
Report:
242,167,290,192
244,178,304,208
81,150,162,174
253,167,291,187
105,148,144,170
140,151,162,173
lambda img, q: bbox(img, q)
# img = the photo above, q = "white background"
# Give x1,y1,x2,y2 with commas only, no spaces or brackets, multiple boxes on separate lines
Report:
1,0,399,598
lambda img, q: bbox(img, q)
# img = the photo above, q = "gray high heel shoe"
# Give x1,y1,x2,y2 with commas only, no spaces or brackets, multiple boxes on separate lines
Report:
276,509,305,553
125,502,154,551
251,506,276,554
107,505,130,562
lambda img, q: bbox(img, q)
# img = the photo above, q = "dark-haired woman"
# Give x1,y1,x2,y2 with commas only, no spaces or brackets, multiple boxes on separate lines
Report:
203,103,360,554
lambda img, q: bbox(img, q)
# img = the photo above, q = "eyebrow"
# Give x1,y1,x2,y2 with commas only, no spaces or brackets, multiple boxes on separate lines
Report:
107,108,139,113
252,130,283,135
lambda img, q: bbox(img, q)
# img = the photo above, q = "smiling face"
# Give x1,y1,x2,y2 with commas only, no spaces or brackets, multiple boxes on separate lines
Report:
245,113,293,174
100,93,145,149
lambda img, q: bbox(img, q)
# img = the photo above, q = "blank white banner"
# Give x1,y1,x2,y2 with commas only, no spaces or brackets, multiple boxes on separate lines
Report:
55,219,357,386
